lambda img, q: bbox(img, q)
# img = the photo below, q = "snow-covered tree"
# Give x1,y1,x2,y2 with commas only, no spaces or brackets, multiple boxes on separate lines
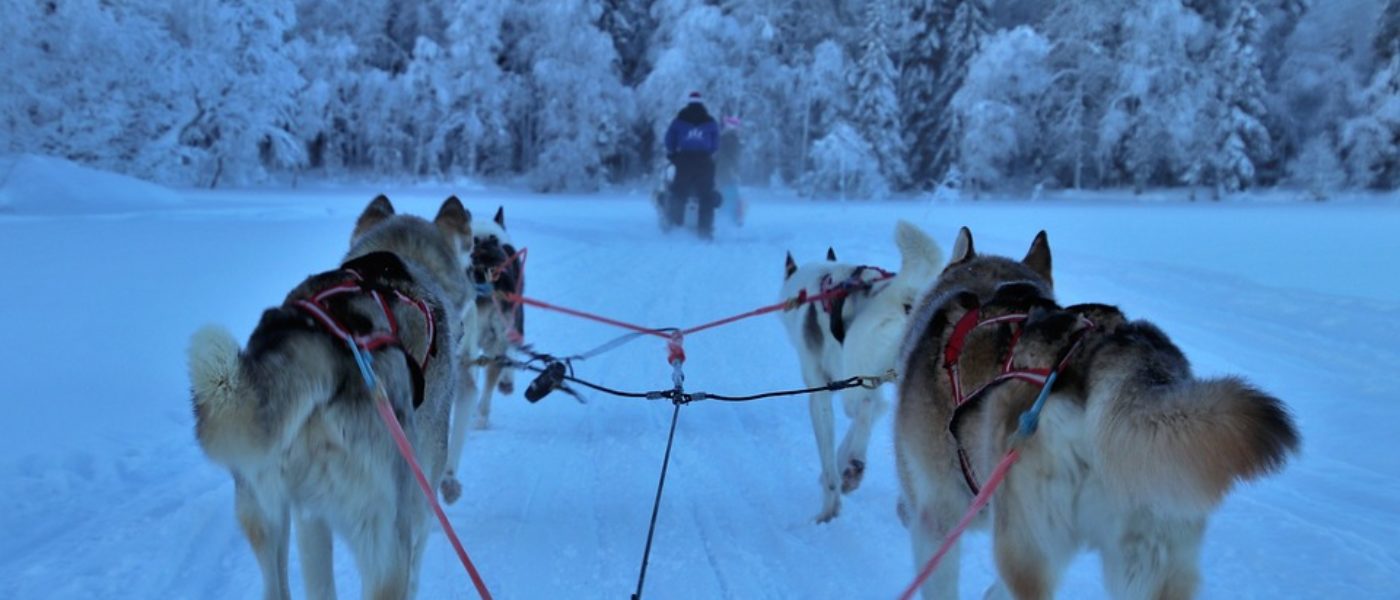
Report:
899,0,947,190
807,121,887,200
930,0,990,182
159,0,305,186
1340,54,1400,189
1098,0,1211,192
952,26,1050,190
1202,0,1276,193
1376,0,1400,63
512,0,632,191
851,0,908,190
1287,135,1347,199
433,0,510,177
1038,0,1122,189
900,0,989,190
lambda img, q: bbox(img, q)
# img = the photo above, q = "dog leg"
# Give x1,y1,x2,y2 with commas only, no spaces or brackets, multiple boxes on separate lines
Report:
442,352,480,504
233,475,291,600
296,516,337,600
907,491,967,599
837,388,888,494
808,387,841,523
992,510,1057,600
475,361,503,429
497,364,515,395
406,524,431,600
1102,516,1204,600
348,516,411,600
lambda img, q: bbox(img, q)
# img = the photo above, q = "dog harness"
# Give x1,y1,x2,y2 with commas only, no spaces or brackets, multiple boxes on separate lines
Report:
818,266,896,344
293,253,438,407
942,307,1091,495
473,245,528,346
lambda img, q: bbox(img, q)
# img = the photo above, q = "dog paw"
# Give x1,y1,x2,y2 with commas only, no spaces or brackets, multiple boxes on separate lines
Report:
840,459,866,494
440,473,462,505
814,482,841,523
472,414,491,430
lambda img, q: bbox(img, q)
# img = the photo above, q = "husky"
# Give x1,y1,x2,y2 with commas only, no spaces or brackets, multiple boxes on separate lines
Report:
778,220,945,523
188,195,473,600
351,195,484,506
894,227,1300,599
439,205,524,503
467,206,525,426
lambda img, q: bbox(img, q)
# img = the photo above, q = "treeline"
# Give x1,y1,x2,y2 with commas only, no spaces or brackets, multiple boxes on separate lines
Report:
2,0,1395,196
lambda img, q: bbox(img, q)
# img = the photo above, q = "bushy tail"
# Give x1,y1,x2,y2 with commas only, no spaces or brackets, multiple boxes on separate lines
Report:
188,325,266,468
1095,376,1300,515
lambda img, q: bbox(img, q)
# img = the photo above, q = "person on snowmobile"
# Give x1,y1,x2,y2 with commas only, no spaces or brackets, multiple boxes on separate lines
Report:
663,91,721,239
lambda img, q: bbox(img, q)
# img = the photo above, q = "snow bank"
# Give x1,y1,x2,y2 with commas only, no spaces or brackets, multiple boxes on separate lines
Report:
0,154,184,215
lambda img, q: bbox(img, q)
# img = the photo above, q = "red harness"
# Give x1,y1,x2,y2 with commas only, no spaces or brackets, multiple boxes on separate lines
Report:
293,268,437,373
942,307,1099,495
816,266,896,313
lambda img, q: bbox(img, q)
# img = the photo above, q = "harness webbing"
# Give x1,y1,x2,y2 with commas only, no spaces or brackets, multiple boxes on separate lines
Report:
296,268,436,367
941,309,1047,495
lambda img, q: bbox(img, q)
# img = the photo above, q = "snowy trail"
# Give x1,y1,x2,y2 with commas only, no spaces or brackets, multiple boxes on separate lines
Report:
1,189,1397,599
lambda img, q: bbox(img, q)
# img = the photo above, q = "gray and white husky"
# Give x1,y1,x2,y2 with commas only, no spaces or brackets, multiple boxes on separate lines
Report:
894,227,1300,599
188,195,474,600
778,220,944,522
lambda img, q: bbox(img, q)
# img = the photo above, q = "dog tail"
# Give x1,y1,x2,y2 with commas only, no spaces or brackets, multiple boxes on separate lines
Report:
895,220,943,277
188,325,264,467
1095,375,1299,514
188,323,338,469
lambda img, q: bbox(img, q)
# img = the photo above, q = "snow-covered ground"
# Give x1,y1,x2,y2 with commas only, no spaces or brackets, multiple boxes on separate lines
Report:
1,168,1397,598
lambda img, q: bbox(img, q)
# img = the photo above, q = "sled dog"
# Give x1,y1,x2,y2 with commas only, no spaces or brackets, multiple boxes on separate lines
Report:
894,227,1299,599
778,220,945,522
188,195,474,600
469,206,525,427
439,205,525,503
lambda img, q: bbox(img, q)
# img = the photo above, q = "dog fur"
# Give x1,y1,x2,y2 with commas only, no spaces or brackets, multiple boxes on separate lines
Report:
467,206,524,427
189,195,472,600
779,220,945,522
893,227,1299,599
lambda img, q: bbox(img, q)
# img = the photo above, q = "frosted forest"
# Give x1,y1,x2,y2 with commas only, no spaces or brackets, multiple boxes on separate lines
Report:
2,0,1396,198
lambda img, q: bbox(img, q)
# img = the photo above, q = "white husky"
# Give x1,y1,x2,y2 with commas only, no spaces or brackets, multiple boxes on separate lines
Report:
778,220,944,522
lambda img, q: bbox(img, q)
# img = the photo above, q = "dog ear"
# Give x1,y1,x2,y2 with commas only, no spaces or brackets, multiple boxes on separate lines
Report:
784,251,797,280
826,247,837,262
948,226,976,267
434,196,472,233
1022,230,1052,288
353,194,395,241
494,206,506,229
895,220,944,276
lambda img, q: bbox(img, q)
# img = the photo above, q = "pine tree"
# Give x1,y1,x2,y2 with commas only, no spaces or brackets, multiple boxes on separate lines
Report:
599,0,656,180
1340,53,1399,189
1038,0,1121,189
852,0,908,191
437,0,509,177
899,0,988,190
899,0,947,190
928,0,989,184
1378,0,1400,63
1208,0,1275,193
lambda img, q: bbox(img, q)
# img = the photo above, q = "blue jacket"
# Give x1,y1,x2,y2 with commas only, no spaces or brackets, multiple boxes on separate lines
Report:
664,104,719,156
